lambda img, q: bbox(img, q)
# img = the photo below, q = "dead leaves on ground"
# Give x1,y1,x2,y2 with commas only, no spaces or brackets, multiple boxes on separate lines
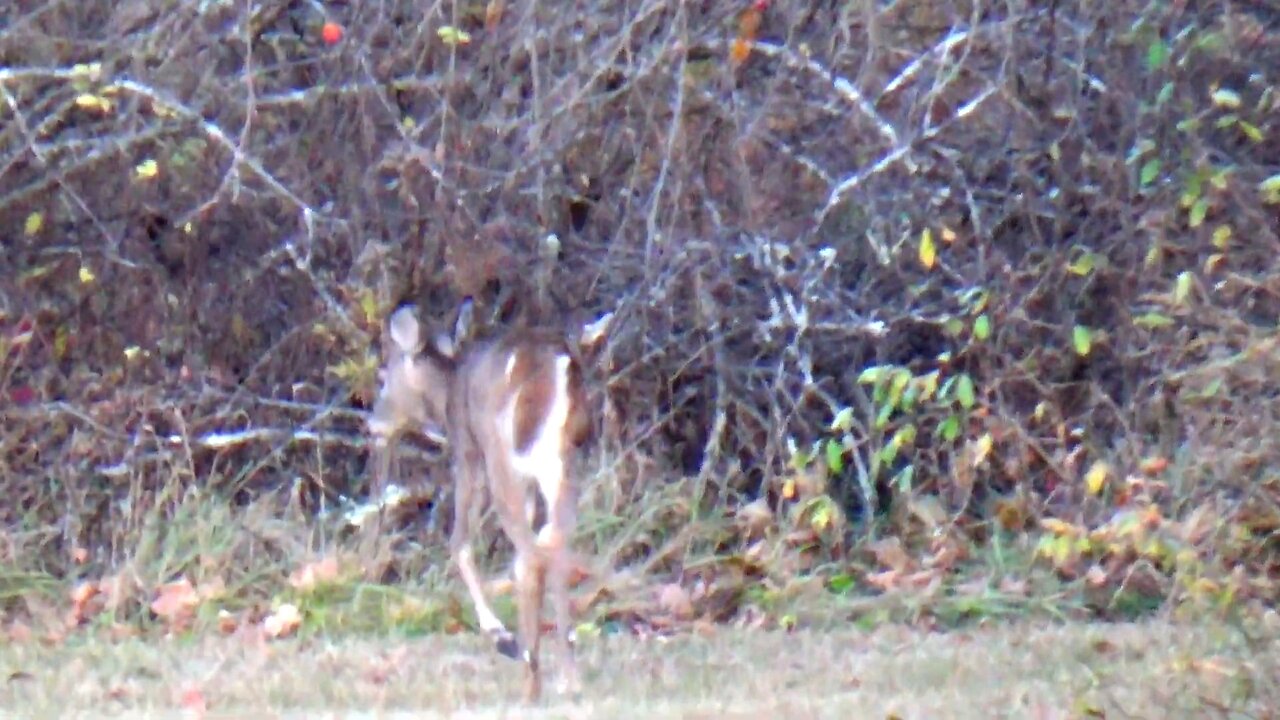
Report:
36,555,362,645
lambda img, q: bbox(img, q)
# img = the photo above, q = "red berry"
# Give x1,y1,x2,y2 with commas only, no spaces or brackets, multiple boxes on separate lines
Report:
322,21,343,45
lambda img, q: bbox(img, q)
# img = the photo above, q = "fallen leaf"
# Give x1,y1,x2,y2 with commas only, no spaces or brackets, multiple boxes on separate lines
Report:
216,609,238,635
1139,456,1169,474
998,576,1029,596
736,498,773,539
7,621,32,644
289,556,341,591
151,578,200,627
178,686,207,716
656,583,694,621
865,569,900,591
866,537,912,573
262,603,302,639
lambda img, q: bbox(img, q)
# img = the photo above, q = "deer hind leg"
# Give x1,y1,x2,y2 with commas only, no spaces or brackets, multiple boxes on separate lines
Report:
484,453,548,703
448,449,518,658
513,533,545,703
539,474,580,697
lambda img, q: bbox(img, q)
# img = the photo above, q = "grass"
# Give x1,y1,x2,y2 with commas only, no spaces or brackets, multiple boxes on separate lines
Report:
1,617,1276,719
2,461,1277,719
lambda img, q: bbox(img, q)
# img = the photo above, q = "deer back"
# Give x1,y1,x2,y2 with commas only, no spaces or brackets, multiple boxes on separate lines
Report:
449,328,592,460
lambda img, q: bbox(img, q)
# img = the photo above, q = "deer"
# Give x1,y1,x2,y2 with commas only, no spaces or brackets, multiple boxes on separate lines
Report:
367,298,611,703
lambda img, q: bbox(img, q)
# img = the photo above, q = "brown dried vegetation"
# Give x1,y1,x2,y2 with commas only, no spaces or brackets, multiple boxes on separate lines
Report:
1,0,1279,658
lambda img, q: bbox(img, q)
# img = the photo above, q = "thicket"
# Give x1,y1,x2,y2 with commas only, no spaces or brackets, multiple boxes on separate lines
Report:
2,1,1278,635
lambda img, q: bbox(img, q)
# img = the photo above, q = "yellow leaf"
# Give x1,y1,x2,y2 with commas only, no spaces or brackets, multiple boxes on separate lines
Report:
972,433,993,468
74,93,113,113
782,477,797,500
1040,517,1079,537
919,228,937,270
359,291,379,327
24,212,43,236
71,62,103,80
437,26,471,46
79,265,96,284
1211,225,1232,249
53,325,70,360
1084,460,1109,496
135,158,159,180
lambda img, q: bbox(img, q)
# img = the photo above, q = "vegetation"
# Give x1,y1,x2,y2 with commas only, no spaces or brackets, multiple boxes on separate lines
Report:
2,0,1278,714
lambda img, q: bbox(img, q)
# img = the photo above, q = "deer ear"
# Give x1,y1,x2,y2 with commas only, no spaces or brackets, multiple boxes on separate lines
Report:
578,311,613,351
388,306,422,352
433,332,456,359
453,296,476,344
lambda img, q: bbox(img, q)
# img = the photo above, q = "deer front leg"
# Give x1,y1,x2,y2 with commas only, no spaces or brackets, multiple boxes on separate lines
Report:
449,456,518,658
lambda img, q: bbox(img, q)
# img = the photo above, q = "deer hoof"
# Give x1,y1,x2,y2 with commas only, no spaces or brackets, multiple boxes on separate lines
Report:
492,630,520,659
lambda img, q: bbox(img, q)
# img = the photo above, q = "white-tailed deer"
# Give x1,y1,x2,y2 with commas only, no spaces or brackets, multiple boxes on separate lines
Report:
367,299,611,702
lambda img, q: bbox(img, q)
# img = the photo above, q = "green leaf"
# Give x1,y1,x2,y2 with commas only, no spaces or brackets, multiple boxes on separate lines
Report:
956,374,976,409
919,227,937,270
825,437,844,474
937,415,961,442
1174,271,1193,305
918,370,940,403
1067,251,1097,276
891,423,917,449
830,407,854,432
857,365,889,385
1146,39,1168,71
973,314,991,341
875,402,894,429
1259,174,1280,204
892,464,915,493
901,382,919,412
1239,121,1263,143
1072,325,1092,356
1211,87,1242,109
889,368,912,404
1188,197,1209,227
1155,82,1174,106
1133,312,1174,329
827,574,856,594
1140,159,1161,187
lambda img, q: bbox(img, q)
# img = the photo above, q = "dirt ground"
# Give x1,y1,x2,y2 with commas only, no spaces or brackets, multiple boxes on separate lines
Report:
1,618,1275,719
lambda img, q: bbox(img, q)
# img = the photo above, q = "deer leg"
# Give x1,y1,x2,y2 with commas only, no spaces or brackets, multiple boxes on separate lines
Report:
539,475,581,697
449,454,517,657
484,454,548,702
513,542,545,703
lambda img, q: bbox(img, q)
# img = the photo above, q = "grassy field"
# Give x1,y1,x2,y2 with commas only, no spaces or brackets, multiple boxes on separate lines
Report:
1,617,1275,719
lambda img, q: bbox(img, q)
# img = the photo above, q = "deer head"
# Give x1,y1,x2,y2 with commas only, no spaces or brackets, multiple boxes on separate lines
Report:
367,299,613,703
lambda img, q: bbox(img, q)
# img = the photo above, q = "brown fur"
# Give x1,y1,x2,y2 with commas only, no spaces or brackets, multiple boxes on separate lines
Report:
367,305,609,704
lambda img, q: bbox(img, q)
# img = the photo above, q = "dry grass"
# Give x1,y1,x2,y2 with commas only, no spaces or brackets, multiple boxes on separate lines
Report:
1,617,1275,719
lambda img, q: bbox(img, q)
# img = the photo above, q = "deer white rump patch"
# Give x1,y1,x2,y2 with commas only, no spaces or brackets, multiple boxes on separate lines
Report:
504,354,572,515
